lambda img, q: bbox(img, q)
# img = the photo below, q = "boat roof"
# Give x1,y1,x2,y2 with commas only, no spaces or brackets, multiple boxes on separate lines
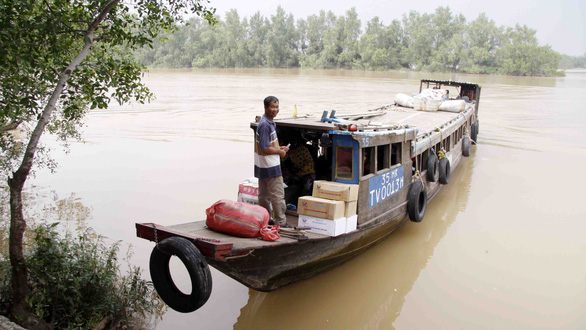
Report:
419,79,481,90
267,103,474,139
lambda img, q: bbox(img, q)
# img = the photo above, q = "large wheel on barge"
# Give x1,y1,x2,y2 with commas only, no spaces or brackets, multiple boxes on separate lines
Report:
408,181,427,222
426,153,439,182
150,236,212,313
439,158,451,184
462,136,471,157
471,121,478,142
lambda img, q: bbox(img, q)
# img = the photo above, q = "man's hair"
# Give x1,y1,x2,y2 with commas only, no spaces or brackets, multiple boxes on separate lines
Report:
264,96,279,107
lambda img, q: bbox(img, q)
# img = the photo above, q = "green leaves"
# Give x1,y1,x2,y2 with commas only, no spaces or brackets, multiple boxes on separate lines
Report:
0,0,217,174
0,223,164,328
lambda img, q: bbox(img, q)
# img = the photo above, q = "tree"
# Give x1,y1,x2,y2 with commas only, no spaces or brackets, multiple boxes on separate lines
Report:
459,13,503,74
299,10,328,68
337,8,361,69
427,7,466,72
496,24,561,76
0,0,215,327
266,6,299,68
401,10,434,70
357,17,404,70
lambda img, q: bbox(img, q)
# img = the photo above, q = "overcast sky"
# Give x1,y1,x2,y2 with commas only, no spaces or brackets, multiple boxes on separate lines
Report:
210,0,585,56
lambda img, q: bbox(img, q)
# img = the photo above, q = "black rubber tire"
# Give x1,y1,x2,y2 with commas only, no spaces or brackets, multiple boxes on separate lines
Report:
408,181,427,222
462,136,471,157
150,237,212,313
426,153,439,182
471,121,478,142
439,157,451,184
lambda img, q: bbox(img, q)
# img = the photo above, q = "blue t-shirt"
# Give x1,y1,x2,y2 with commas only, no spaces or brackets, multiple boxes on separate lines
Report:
254,115,282,179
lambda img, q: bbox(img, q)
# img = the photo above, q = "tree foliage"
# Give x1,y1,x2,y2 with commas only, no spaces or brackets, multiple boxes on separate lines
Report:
559,54,586,69
135,6,564,76
0,0,216,327
0,223,165,329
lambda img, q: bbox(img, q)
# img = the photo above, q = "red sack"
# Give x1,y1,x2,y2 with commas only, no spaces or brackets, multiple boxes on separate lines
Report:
206,200,278,240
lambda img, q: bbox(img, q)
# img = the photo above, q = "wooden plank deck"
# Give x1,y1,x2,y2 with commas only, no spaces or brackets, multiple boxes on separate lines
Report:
167,213,332,251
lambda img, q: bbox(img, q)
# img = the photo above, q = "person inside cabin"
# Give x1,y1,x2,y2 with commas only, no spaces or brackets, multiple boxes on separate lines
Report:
254,96,291,228
284,135,316,197
462,89,474,102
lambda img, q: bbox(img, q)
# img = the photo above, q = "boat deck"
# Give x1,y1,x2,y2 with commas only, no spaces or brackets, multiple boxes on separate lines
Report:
167,213,331,251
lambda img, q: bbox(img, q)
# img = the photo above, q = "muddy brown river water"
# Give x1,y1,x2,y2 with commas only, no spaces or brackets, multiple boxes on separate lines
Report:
31,69,586,329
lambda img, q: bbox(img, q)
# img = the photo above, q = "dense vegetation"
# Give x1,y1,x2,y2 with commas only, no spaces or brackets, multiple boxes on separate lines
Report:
0,185,165,328
0,223,165,329
135,6,564,76
560,54,586,69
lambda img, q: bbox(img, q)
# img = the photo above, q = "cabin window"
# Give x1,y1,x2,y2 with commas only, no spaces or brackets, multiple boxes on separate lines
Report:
391,142,402,166
377,145,389,171
363,147,375,176
335,146,353,180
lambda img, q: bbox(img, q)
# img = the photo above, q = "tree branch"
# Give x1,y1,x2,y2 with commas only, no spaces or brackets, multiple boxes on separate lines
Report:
12,0,121,181
0,120,21,134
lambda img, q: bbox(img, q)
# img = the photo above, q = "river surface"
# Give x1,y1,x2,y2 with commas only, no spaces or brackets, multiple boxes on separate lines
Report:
30,68,586,329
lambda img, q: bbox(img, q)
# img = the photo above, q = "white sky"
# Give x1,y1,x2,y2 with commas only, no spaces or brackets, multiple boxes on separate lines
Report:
209,0,586,56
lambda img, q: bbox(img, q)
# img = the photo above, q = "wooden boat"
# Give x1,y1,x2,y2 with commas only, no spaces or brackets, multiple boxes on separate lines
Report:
136,79,481,313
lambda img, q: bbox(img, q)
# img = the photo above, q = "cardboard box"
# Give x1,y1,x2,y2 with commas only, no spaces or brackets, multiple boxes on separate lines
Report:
298,196,345,220
312,180,359,202
346,215,358,233
298,214,346,237
345,201,357,217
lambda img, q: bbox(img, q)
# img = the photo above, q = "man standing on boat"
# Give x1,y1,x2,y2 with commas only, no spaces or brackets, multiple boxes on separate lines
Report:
255,96,291,228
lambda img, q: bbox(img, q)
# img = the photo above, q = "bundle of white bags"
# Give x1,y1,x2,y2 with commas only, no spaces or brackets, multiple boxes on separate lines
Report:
394,89,467,112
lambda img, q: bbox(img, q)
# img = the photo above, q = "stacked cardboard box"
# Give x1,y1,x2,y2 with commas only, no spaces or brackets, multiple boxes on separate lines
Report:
297,180,359,236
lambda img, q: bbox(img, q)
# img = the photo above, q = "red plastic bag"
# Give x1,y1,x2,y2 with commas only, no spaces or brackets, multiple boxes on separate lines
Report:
260,225,280,241
206,200,278,240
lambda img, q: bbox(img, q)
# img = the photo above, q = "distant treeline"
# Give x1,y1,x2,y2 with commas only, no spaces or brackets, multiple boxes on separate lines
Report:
560,54,586,69
135,6,564,76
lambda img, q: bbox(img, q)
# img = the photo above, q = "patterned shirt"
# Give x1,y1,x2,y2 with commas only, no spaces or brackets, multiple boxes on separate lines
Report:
254,115,282,179
287,145,315,177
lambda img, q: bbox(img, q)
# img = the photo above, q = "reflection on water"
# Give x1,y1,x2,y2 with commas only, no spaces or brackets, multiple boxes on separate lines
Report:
28,68,586,329
0,185,92,255
235,156,475,329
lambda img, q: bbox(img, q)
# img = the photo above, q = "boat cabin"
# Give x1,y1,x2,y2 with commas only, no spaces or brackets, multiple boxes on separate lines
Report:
252,79,480,228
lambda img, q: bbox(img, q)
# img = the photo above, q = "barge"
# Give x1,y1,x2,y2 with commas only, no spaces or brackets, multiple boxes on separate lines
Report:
136,79,481,313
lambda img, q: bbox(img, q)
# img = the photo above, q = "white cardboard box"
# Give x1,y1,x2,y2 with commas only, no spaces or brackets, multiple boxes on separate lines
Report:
298,214,346,237
346,215,358,233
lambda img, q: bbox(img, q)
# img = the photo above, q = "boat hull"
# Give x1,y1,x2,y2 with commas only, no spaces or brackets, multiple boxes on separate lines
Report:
207,215,408,291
